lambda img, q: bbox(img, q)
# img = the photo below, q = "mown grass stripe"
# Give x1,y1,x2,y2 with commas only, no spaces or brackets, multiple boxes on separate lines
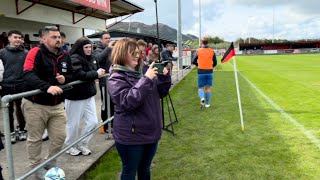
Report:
238,71,320,149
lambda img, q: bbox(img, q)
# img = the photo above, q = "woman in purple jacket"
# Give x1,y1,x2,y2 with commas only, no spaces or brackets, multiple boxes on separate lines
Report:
108,38,171,180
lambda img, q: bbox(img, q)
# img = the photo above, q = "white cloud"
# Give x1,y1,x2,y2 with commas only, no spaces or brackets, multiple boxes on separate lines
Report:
124,0,320,41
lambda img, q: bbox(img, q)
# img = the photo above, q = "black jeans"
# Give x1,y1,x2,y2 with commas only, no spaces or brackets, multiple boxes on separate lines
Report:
115,142,158,180
99,84,114,131
0,164,3,180
1,85,25,132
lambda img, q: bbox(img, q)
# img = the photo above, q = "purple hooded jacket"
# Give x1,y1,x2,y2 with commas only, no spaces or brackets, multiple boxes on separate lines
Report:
108,69,171,145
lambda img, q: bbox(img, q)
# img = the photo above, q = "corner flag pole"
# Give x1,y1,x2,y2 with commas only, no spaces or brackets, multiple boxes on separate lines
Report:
232,56,245,132
221,42,244,132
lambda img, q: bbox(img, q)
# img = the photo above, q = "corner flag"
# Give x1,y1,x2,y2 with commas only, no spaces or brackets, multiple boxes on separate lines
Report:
221,42,236,63
221,42,244,133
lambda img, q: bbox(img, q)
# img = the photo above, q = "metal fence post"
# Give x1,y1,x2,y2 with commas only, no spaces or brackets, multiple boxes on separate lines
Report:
177,57,180,82
106,87,113,140
2,95,15,180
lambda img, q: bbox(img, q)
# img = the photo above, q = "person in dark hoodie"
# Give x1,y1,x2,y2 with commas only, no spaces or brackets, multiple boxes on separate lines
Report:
92,31,115,132
160,44,177,62
160,44,177,74
64,37,105,156
108,38,171,180
0,30,28,144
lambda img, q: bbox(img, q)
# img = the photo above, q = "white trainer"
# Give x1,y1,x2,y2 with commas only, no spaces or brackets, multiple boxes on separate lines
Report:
18,131,27,141
10,132,16,144
42,129,49,141
200,98,205,106
77,146,92,156
205,104,210,108
66,147,81,156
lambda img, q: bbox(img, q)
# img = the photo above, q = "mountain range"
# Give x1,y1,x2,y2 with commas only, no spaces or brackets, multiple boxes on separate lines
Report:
108,22,198,42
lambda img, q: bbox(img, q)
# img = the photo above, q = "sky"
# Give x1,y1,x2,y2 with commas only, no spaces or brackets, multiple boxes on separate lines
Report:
107,0,320,42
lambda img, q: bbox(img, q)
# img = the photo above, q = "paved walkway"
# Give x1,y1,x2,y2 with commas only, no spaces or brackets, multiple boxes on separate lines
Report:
0,66,193,180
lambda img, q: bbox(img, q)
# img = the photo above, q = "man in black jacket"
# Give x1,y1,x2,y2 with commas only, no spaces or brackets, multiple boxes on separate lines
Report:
160,44,177,75
0,30,28,144
160,44,178,62
22,26,73,179
92,32,115,132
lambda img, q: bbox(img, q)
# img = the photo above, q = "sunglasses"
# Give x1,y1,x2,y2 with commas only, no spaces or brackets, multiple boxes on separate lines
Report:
131,50,140,57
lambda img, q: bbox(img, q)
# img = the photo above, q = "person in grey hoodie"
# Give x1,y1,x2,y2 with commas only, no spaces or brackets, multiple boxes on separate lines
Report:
0,30,28,143
108,38,171,180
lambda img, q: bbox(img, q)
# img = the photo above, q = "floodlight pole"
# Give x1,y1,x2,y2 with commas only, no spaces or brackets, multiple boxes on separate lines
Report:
272,7,275,43
177,0,183,70
199,0,202,47
154,0,161,61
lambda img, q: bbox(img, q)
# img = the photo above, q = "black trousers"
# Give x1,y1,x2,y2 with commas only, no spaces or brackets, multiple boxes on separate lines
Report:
0,165,3,180
1,85,26,132
99,84,114,131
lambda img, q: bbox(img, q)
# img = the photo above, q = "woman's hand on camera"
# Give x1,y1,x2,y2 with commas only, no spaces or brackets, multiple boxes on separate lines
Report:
145,62,158,80
163,67,169,75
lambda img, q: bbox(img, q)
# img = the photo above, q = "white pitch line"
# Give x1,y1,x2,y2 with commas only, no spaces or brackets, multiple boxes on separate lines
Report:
238,71,320,149
307,130,320,134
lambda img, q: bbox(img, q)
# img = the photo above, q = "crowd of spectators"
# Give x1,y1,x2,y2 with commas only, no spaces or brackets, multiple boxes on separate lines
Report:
0,27,176,179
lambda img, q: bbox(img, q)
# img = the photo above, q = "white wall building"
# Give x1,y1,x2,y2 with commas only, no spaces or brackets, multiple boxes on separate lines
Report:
0,0,143,44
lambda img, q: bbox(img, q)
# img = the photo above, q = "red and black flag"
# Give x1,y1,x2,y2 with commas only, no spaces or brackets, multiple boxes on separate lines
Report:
221,42,236,63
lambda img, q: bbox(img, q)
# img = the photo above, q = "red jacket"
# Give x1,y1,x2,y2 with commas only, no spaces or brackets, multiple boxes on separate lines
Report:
23,44,73,105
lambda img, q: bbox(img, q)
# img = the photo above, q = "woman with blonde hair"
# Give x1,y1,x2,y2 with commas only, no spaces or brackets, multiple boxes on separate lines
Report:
108,38,171,180
147,44,160,64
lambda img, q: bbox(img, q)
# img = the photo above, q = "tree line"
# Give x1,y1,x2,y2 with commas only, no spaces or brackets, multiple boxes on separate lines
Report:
188,36,292,49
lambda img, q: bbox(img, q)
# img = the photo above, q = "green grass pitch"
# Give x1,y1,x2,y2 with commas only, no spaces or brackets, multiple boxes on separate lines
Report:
86,54,320,180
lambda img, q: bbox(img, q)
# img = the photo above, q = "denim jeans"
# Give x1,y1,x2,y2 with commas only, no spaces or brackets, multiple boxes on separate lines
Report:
115,142,158,180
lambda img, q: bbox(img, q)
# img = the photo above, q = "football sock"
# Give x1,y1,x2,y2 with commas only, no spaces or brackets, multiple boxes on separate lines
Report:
198,89,204,100
205,92,211,104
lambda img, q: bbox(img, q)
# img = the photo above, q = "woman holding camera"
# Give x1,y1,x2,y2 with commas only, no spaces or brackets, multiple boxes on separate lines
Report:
108,38,171,180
